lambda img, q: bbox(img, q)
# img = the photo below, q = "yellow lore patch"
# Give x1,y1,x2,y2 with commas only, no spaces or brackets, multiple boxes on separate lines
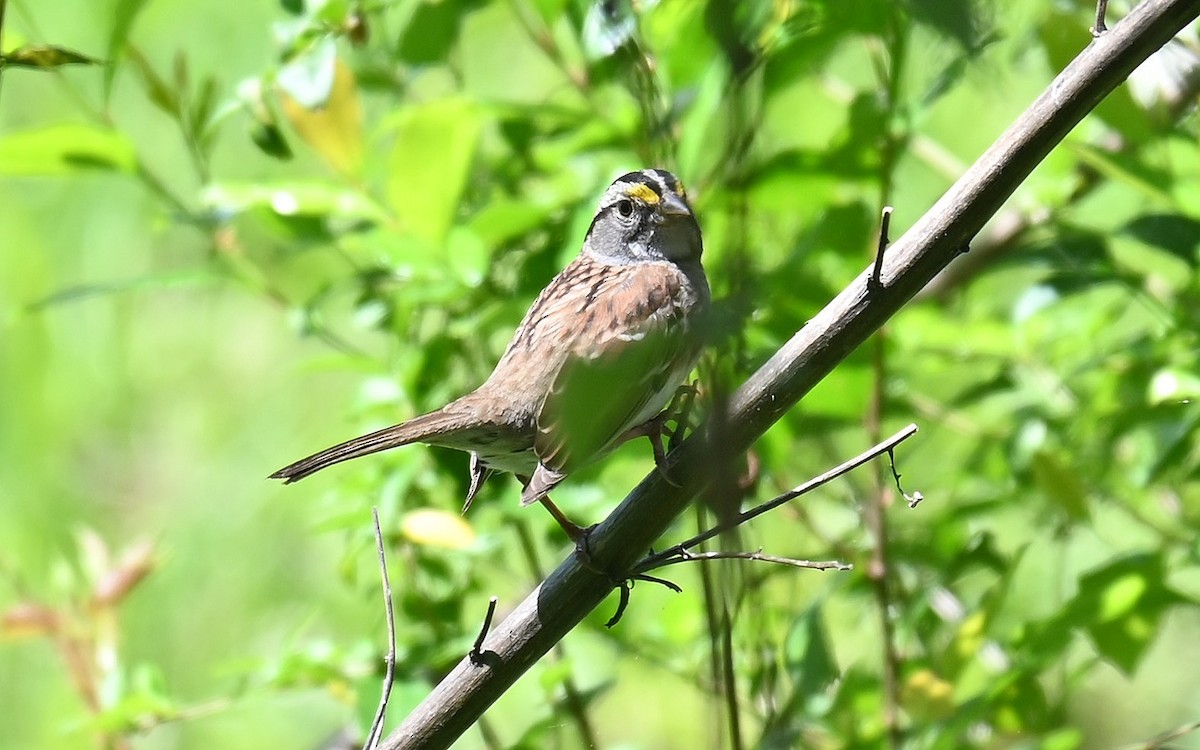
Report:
624,183,661,204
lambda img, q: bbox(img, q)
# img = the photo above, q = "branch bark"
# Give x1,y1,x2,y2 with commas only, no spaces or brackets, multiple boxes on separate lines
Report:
382,2,1200,747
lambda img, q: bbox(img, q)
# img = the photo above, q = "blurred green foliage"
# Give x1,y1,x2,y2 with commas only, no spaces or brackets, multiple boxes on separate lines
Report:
2,0,1200,748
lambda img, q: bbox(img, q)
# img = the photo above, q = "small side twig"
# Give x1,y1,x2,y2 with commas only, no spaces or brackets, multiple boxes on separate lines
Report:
870,206,895,291
886,447,924,508
1129,719,1200,749
603,425,919,626
363,507,396,750
1093,0,1110,36
469,597,498,664
649,549,851,572
632,423,919,577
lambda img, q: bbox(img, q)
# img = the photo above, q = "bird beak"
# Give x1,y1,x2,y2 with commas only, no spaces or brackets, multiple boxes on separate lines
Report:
659,192,692,220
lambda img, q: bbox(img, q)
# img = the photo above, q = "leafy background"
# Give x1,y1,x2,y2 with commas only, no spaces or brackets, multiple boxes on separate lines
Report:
2,0,1200,748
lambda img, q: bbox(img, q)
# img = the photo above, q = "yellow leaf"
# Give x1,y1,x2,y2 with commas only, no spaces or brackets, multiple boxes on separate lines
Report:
400,509,477,550
280,58,363,175
901,668,955,720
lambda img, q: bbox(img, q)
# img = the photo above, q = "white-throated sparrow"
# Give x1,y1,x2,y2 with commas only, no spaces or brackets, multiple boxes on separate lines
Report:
271,168,709,537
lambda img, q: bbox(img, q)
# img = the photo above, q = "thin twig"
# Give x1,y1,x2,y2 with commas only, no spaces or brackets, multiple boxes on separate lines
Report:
866,11,909,745
363,508,396,750
632,424,918,575
870,206,895,291
886,448,924,508
1094,0,1110,35
0,0,9,105
1129,719,1200,749
647,550,851,572
469,597,498,664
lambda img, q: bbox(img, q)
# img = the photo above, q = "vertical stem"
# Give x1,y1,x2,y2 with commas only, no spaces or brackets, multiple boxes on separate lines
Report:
864,9,909,749
694,504,744,750
512,521,600,749
0,0,9,105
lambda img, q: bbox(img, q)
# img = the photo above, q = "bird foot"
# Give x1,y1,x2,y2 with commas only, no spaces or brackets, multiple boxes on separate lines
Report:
621,381,698,487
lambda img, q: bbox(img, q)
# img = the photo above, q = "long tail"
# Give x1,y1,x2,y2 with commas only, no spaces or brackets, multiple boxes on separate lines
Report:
270,409,463,484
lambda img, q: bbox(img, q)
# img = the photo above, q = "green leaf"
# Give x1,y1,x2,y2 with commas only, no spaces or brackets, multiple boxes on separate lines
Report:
784,604,838,697
105,0,151,97
1121,213,1200,268
0,125,136,174
1077,555,1187,674
528,0,568,25
385,98,482,245
249,121,294,160
1027,554,1189,676
397,0,469,64
908,0,987,50
467,198,553,246
1029,450,1090,522
125,47,179,115
1,44,101,69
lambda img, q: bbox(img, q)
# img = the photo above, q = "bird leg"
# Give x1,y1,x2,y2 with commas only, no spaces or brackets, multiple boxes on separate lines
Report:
517,472,590,541
621,382,699,487
537,495,589,541
536,496,616,579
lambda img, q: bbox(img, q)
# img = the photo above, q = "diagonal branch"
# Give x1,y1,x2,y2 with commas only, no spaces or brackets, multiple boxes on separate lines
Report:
381,2,1200,747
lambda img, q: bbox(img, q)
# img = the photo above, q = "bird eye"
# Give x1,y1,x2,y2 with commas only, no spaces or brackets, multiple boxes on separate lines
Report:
615,199,634,218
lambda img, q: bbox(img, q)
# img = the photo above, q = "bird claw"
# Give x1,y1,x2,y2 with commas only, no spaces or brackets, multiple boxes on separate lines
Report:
569,524,632,591
646,421,683,487
641,381,700,486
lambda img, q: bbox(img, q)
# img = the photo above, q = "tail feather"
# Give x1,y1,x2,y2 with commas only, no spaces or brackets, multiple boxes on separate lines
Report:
270,409,463,484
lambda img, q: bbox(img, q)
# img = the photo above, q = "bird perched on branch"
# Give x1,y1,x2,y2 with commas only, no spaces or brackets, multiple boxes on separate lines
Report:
271,169,709,538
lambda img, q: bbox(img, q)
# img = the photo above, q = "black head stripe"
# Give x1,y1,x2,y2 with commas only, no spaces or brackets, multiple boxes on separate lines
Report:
649,168,679,194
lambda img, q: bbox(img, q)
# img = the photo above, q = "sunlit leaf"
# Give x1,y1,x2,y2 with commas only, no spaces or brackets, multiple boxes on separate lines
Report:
385,97,482,245
1078,555,1187,674
467,198,552,246
1027,554,1189,676
277,35,337,108
900,668,955,720
528,0,568,25
0,125,136,174
1148,368,1200,404
92,665,179,733
400,509,476,549
280,54,363,174
201,181,387,222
